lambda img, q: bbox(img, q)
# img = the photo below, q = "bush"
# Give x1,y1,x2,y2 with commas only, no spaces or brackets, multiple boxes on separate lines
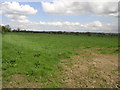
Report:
0,25,11,33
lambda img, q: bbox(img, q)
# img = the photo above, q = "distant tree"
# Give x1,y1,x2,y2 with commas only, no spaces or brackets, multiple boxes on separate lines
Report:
75,32,79,35
17,28,20,32
5,25,11,30
86,32,91,36
1,25,11,33
12,29,16,32
0,25,2,33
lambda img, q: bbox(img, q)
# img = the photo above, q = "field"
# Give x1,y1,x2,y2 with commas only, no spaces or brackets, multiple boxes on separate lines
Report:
2,32,119,88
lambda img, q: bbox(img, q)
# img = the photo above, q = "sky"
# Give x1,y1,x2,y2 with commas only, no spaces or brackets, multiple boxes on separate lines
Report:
0,0,119,33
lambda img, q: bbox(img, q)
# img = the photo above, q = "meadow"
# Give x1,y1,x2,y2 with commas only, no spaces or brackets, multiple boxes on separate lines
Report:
2,32,119,88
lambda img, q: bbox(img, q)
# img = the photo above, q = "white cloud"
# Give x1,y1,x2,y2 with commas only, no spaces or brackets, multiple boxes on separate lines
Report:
7,20,118,33
0,10,2,14
34,21,103,28
86,21,103,27
1,1,118,33
35,21,80,26
1,2,37,23
41,0,118,17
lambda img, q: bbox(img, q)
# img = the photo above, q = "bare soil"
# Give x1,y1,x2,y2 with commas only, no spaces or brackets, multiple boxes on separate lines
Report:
2,74,44,88
60,48,118,88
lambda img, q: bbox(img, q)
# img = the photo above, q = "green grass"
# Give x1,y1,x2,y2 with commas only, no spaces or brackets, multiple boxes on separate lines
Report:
2,32,119,88
0,33,2,78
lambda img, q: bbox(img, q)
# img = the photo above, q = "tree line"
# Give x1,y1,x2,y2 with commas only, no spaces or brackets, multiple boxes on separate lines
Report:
0,25,119,36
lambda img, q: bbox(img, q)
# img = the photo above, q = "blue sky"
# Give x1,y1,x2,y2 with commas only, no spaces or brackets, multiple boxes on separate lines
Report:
3,2,117,23
0,0,118,33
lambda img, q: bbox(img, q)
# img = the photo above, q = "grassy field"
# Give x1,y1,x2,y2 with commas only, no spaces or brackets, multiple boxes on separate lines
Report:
2,32,119,88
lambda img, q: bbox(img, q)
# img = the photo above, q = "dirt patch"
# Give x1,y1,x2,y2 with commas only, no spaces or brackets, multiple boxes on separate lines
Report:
2,74,43,88
60,48,118,88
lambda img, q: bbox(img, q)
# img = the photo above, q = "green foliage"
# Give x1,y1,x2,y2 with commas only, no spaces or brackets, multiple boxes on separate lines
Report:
0,25,11,33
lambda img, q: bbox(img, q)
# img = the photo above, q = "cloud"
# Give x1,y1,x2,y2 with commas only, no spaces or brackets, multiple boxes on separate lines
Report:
41,0,118,17
34,21,102,28
85,21,102,28
0,10,2,14
35,21,80,26
1,2,37,23
1,1,118,33
7,20,118,33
